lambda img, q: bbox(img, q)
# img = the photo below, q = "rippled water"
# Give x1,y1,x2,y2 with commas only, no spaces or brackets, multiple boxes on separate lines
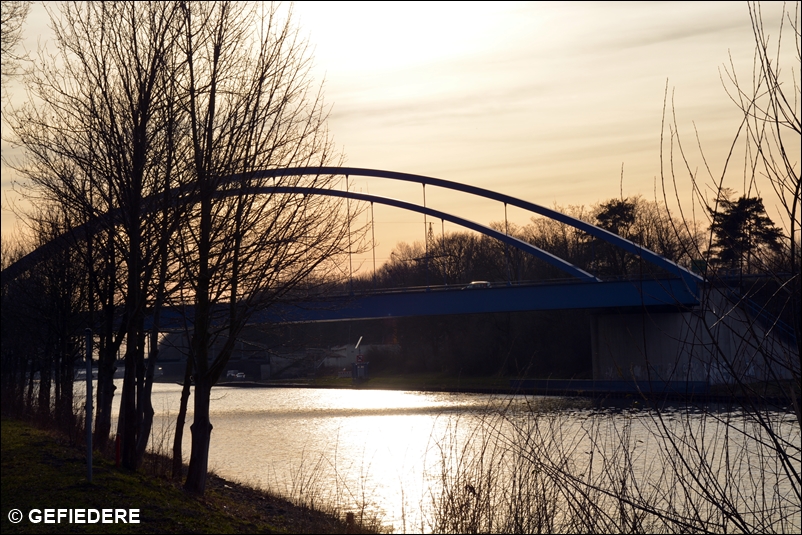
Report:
127,384,533,531
106,382,799,533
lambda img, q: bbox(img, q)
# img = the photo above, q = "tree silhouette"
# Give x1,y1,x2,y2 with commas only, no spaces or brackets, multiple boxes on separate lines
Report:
1,0,30,85
8,1,185,467
6,0,354,492
175,2,353,495
709,193,784,273
593,198,637,276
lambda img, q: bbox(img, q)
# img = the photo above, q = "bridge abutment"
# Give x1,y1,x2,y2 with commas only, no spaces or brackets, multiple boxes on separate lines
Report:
590,288,798,385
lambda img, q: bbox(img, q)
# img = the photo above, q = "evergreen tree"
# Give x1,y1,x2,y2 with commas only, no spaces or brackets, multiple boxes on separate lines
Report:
593,197,637,276
709,194,784,273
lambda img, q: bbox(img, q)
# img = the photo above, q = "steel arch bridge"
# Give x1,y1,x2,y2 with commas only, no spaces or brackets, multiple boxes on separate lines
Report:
0,167,703,319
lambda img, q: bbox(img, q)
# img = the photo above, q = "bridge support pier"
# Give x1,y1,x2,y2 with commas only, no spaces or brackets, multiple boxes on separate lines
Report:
590,288,798,385
591,311,702,383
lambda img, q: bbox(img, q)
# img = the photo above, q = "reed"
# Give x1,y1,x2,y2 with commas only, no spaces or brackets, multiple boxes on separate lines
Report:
423,397,799,533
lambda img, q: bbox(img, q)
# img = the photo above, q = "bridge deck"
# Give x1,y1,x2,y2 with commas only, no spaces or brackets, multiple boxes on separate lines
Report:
245,278,700,324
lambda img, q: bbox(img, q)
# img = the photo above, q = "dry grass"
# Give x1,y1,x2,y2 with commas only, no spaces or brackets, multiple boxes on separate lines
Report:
1,417,381,534
423,399,800,533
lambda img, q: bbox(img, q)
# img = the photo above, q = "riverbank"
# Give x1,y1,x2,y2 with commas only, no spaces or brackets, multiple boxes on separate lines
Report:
212,372,799,406
215,372,514,394
0,418,377,534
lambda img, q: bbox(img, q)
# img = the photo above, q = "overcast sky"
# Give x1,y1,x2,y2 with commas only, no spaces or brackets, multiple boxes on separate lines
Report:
2,2,796,271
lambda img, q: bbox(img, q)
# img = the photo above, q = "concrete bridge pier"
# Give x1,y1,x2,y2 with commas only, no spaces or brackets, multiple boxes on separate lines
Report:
591,310,703,383
590,289,798,386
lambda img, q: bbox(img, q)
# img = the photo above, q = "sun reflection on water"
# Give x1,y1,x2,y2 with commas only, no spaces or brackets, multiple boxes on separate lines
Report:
106,383,799,533
130,384,524,530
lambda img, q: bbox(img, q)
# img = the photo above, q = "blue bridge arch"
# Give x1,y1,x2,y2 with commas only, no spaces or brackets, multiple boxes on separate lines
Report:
234,167,702,287
1,167,702,295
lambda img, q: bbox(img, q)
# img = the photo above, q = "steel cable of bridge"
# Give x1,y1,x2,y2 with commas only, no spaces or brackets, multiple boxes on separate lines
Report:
346,175,353,293
441,218,446,286
242,187,599,282
371,201,376,287
422,183,429,290
504,202,511,285
233,167,703,287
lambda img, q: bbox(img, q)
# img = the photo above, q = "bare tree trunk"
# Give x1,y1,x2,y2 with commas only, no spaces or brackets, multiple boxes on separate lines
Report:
37,343,52,420
25,359,35,414
135,270,168,467
184,374,213,494
119,344,138,469
134,328,156,468
184,177,212,492
94,345,117,449
172,356,193,480
94,233,122,450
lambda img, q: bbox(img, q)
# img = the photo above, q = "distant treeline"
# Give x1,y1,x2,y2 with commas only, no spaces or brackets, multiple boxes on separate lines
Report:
350,194,788,291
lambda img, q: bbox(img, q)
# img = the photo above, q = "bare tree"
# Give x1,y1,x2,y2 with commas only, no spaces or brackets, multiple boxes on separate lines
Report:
0,204,87,430
1,0,30,85
643,0,801,527
173,2,354,494
588,196,701,277
5,2,356,491
728,2,801,361
7,1,185,467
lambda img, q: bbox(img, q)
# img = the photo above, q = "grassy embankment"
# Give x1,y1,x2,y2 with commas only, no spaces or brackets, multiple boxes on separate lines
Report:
1,418,373,534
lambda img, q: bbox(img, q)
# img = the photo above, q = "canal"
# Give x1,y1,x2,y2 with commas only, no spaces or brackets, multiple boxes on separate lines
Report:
111,382,799,533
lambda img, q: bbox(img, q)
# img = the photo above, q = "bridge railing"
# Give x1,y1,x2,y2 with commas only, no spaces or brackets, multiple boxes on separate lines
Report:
332,273,694,298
